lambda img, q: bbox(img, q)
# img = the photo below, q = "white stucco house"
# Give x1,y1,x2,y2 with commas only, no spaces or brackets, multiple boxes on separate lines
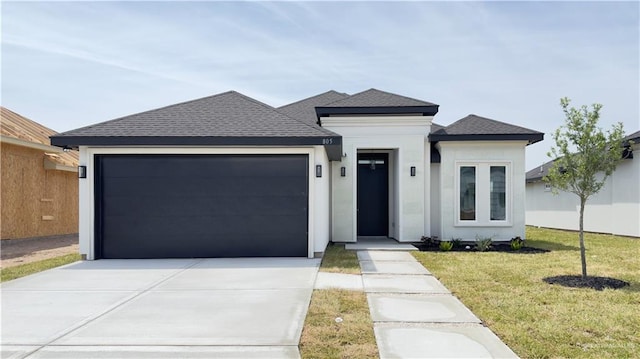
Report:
51,89,543,260
526,130,640,238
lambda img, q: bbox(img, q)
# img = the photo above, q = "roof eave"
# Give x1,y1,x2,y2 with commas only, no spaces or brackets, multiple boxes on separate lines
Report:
1,135,63,152
50,135,344,161
428,133,544,145
315,105,439,124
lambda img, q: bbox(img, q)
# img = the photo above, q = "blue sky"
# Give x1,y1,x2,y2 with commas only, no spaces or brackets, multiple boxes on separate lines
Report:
2,1,638,168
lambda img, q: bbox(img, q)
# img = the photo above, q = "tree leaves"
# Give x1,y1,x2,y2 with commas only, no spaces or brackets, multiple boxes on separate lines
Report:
544,97,625,201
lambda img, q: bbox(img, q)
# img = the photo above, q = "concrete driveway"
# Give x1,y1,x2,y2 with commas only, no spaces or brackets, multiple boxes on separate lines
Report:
1,258,320,359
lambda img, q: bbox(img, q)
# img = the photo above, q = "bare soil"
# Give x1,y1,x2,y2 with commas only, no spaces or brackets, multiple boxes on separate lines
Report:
543,275,629,291
1,234,79,268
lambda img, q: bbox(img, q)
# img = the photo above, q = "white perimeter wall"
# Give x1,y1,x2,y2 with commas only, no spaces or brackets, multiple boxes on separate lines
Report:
437,141,528,241
324,116,432,243
526,146,640,237
77,146,330,259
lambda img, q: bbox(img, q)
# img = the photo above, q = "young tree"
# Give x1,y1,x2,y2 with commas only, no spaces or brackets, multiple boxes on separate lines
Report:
544,97,626,279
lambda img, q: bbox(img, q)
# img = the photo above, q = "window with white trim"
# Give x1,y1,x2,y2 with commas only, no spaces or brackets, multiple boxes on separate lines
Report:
459,166,476,221
490,166,506,220
456,162,511,225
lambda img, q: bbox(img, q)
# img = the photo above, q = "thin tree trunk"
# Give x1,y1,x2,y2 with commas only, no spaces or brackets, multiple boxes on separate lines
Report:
579,197,587,279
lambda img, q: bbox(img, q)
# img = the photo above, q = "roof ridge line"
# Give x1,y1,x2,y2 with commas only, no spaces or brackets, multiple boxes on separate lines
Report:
273,106,340,137
54,91,240,136
229,92,337,135
465,114,544,133
227,90,279,110
277,90,348,110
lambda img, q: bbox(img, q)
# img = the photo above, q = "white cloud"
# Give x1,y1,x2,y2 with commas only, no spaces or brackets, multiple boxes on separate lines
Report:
1,1,638,167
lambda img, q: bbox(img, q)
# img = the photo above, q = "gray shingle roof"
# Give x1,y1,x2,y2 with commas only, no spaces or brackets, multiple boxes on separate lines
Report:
278,90,349,124
430,114,543,144
323,88,436,107
315,88,439,119
526,159,557,182
624,130,640,143
430,122,445,133
52,91,337,140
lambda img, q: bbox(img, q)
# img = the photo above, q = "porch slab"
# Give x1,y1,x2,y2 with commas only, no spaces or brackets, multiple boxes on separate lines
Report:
314,272,363,291
367,294,480,323
357,251,416,262
359,260,430,275
362,274,450,294
345,238,417,251
374,324,518,359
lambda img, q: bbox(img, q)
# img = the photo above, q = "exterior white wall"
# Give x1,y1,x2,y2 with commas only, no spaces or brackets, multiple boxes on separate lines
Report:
437,141,528,241
323,116,432,243
313,146,331,255
526,146,640,237
430,163,441,238
77,146,326,260
78,148,90,258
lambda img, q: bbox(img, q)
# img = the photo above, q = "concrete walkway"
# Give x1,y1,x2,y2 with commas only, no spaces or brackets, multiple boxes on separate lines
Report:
316,250,518,358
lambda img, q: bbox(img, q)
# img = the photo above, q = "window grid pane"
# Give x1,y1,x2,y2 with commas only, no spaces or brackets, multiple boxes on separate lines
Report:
490,166,506,220
460,166,476,220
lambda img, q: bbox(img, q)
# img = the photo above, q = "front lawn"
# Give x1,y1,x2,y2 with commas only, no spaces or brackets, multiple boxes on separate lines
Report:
300,243,378,358
1,253,81,282
412,227,639,358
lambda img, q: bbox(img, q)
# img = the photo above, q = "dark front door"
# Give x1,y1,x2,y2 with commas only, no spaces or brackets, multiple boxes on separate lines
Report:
94,154,309,259
357,153,389,236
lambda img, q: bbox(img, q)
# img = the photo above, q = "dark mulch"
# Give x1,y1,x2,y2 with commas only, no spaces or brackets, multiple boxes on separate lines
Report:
412,243,550,254
543,275,629,291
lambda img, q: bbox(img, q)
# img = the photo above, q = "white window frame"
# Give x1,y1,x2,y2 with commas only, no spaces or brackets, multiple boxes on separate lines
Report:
455,161,512,227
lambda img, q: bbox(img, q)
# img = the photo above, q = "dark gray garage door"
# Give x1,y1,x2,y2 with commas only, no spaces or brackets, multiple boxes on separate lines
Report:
94,154,309,259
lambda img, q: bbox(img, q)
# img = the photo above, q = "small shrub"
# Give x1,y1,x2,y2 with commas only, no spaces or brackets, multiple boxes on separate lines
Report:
476,237,492,252
421,236,439,248
439,241,454,251
451,238,462,248
510,236,524,251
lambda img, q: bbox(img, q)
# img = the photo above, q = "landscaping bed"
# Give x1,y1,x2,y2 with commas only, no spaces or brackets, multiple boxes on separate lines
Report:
412,241,550,254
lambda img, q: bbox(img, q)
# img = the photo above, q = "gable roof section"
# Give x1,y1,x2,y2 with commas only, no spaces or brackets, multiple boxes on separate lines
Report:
277,90,349,124
429,114,543,145
315,88,439,120
1,107,78,168
50,91,343,160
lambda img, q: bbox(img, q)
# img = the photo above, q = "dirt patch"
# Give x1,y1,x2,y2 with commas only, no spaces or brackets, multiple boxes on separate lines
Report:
1,234,79,268
543,275,629,291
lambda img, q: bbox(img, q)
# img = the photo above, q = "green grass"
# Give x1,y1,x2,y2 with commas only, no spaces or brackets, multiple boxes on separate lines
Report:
412,227,640,359
318,243,361,274
1,253,81,282
300,243,378,358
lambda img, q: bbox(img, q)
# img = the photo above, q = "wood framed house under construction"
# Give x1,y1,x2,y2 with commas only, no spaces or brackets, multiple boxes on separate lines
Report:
1,107,79,240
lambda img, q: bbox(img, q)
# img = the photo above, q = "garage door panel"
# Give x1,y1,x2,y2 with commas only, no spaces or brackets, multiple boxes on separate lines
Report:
96,154,309,259
101,155,307,178
102,194,307,217
102,176,307,198
103,214,307,238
